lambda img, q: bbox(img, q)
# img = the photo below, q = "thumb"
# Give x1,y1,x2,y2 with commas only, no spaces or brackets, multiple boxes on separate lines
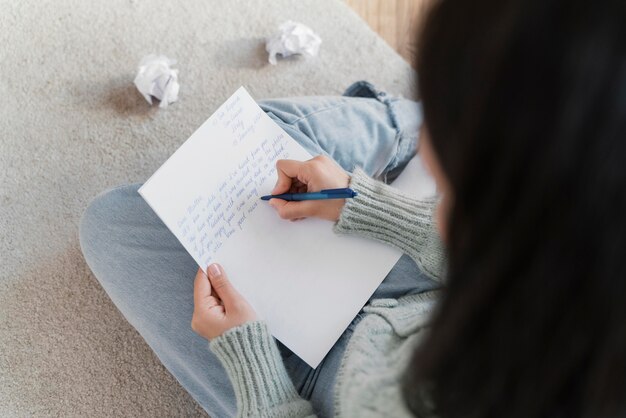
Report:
269,198,318,220
193,267,212,308
206,263,241,307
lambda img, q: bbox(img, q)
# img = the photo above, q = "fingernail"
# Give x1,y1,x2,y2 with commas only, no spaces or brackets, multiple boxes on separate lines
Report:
208,263,221,278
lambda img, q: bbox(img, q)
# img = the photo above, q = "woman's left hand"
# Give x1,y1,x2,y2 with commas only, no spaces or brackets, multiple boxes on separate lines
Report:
191,263,257,340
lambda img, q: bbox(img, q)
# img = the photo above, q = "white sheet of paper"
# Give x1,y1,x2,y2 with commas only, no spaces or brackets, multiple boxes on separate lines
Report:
390,155,437,198
139,87,435,367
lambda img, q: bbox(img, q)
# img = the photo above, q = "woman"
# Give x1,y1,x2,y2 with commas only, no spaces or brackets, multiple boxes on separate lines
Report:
80,0,625,416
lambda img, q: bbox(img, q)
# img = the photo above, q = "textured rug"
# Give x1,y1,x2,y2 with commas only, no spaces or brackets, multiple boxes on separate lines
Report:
0,0,416,416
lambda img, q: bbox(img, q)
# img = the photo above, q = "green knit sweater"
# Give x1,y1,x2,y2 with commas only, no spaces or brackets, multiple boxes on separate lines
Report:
209,168,446,417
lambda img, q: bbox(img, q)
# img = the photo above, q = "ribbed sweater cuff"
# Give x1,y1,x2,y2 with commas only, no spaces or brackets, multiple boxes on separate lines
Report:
334,167,445,281
209,321,313,417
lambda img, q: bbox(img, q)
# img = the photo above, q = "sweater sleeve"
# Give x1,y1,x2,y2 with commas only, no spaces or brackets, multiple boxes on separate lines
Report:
209,320,317,418
333,167,446,282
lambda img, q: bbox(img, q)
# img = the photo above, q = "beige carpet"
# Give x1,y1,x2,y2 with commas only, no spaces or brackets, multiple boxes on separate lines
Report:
0,0,416,415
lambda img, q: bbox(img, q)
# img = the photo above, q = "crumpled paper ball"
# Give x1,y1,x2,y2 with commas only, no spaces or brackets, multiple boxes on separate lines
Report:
265,21,322,65
133,54,179,108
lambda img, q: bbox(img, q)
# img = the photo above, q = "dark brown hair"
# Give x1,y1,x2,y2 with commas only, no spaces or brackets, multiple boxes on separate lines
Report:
403,0,626,416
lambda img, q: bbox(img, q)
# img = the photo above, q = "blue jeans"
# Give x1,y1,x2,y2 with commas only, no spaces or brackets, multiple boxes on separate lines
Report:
79,81,440,418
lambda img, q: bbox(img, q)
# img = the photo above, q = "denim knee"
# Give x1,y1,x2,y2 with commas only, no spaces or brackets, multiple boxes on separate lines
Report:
79,184,139,277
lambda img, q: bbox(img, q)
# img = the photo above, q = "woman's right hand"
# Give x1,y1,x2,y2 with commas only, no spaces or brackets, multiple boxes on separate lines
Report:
268,155,351,222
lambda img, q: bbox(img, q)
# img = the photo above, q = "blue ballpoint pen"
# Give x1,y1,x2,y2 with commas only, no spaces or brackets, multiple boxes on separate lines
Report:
260,187,358,201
